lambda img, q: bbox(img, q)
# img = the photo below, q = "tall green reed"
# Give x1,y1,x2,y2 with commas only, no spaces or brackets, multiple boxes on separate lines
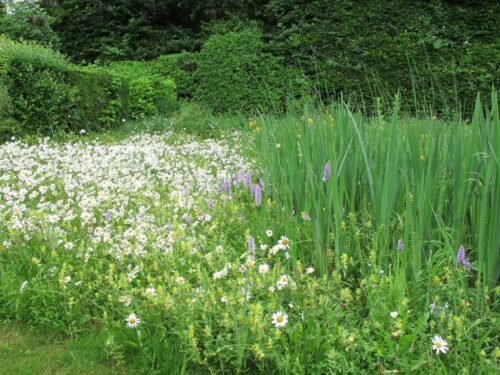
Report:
256,90,499,288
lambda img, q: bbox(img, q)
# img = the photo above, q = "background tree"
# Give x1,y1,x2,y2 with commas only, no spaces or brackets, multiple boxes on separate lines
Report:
0,0,59,47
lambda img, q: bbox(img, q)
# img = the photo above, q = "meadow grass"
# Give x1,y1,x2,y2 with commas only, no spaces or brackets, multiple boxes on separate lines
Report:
0,324,130,375
0,96,498,374
254,92,499,288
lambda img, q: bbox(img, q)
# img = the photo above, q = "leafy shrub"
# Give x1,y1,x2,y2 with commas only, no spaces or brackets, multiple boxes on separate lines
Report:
109,61,177,119
264,0,500,116
0,37,129,140
154,52,198,98
0,0,59,47
66,66,129,131
0,79,18,138
0,37,71,137
195,27,296,114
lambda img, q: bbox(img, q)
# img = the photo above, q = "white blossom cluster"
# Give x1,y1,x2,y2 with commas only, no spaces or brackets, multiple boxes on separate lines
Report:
0,134,251,263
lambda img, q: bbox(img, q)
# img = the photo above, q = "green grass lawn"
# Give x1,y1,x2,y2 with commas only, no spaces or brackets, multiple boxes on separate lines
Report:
0,324,129,375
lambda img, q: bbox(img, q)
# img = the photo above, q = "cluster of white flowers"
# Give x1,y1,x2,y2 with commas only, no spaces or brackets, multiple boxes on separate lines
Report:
0,135,252,301
213,263,232,280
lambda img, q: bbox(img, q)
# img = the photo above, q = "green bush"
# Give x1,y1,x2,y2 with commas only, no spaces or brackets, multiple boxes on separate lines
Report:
109,61,177,118
0,37,71,137
0,79,18,139
264,0,500,116
154,52,198,98
0,37,129,140
195,27,296,114
66,66,129,131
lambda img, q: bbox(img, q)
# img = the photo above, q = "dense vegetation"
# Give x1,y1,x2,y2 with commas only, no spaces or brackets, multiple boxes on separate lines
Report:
36,0,500,115
1,0,499,127
0,37,176,140
0,1,498,374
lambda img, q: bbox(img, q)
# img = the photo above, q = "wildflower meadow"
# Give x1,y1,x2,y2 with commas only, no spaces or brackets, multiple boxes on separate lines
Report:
0,1,499,374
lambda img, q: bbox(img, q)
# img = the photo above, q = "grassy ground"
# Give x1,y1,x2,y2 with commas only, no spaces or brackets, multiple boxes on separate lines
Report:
0,324,129,375
0,99,498,373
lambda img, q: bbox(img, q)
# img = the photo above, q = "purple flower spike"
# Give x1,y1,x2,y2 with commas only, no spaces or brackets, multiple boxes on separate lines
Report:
323,160,331,182
397,238,404,253
247,235,255,252
245,172,252,189
234,170,245,187
104,210,111,222
208,199,215,210
220,178,232,195
456,245,472,271
254,184,262,206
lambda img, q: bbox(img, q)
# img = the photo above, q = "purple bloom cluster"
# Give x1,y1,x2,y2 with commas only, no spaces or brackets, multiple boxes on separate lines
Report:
253,184,262,206
220,178,232,195
218,169,263,207
456,245,472,271
397,238,404,253
247,235,255,252
323,161,331,182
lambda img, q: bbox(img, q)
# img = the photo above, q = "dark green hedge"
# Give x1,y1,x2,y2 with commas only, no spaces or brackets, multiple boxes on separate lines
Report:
263,0,500,115
154,52,198,99
194,28,304,114
66,66,129,131
109,61,177,118
0,38,177,141
39,0,499,116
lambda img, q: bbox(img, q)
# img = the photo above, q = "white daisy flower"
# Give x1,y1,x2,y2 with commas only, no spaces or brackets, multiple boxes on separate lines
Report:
278,236,290,249
431,335,449,354
126,313,141,328
145,287,157,297
390,311,399,318
266,229,273,237
306,267,315,274
276,274,290,290
272,311,288,328
258,263,270,274
269,245,280,256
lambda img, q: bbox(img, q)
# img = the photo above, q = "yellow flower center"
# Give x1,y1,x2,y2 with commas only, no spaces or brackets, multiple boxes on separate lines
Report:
276,316,283,323
436,342,442,349
129,317,136,324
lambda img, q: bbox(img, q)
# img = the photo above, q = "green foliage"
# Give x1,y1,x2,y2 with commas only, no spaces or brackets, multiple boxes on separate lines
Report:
255,92,500,286
195,27,294,114
0,126,498,373
0,79,18,139
0,0,59,47
170,101,247,137
154,52,198,98
0,37,132,140
41,0,214,61
0,36,71,137
66,66,128,131
263,0,500,116
109,61,177,119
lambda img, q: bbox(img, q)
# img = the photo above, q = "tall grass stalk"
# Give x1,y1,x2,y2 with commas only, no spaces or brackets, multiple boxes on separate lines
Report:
256,90,499,288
